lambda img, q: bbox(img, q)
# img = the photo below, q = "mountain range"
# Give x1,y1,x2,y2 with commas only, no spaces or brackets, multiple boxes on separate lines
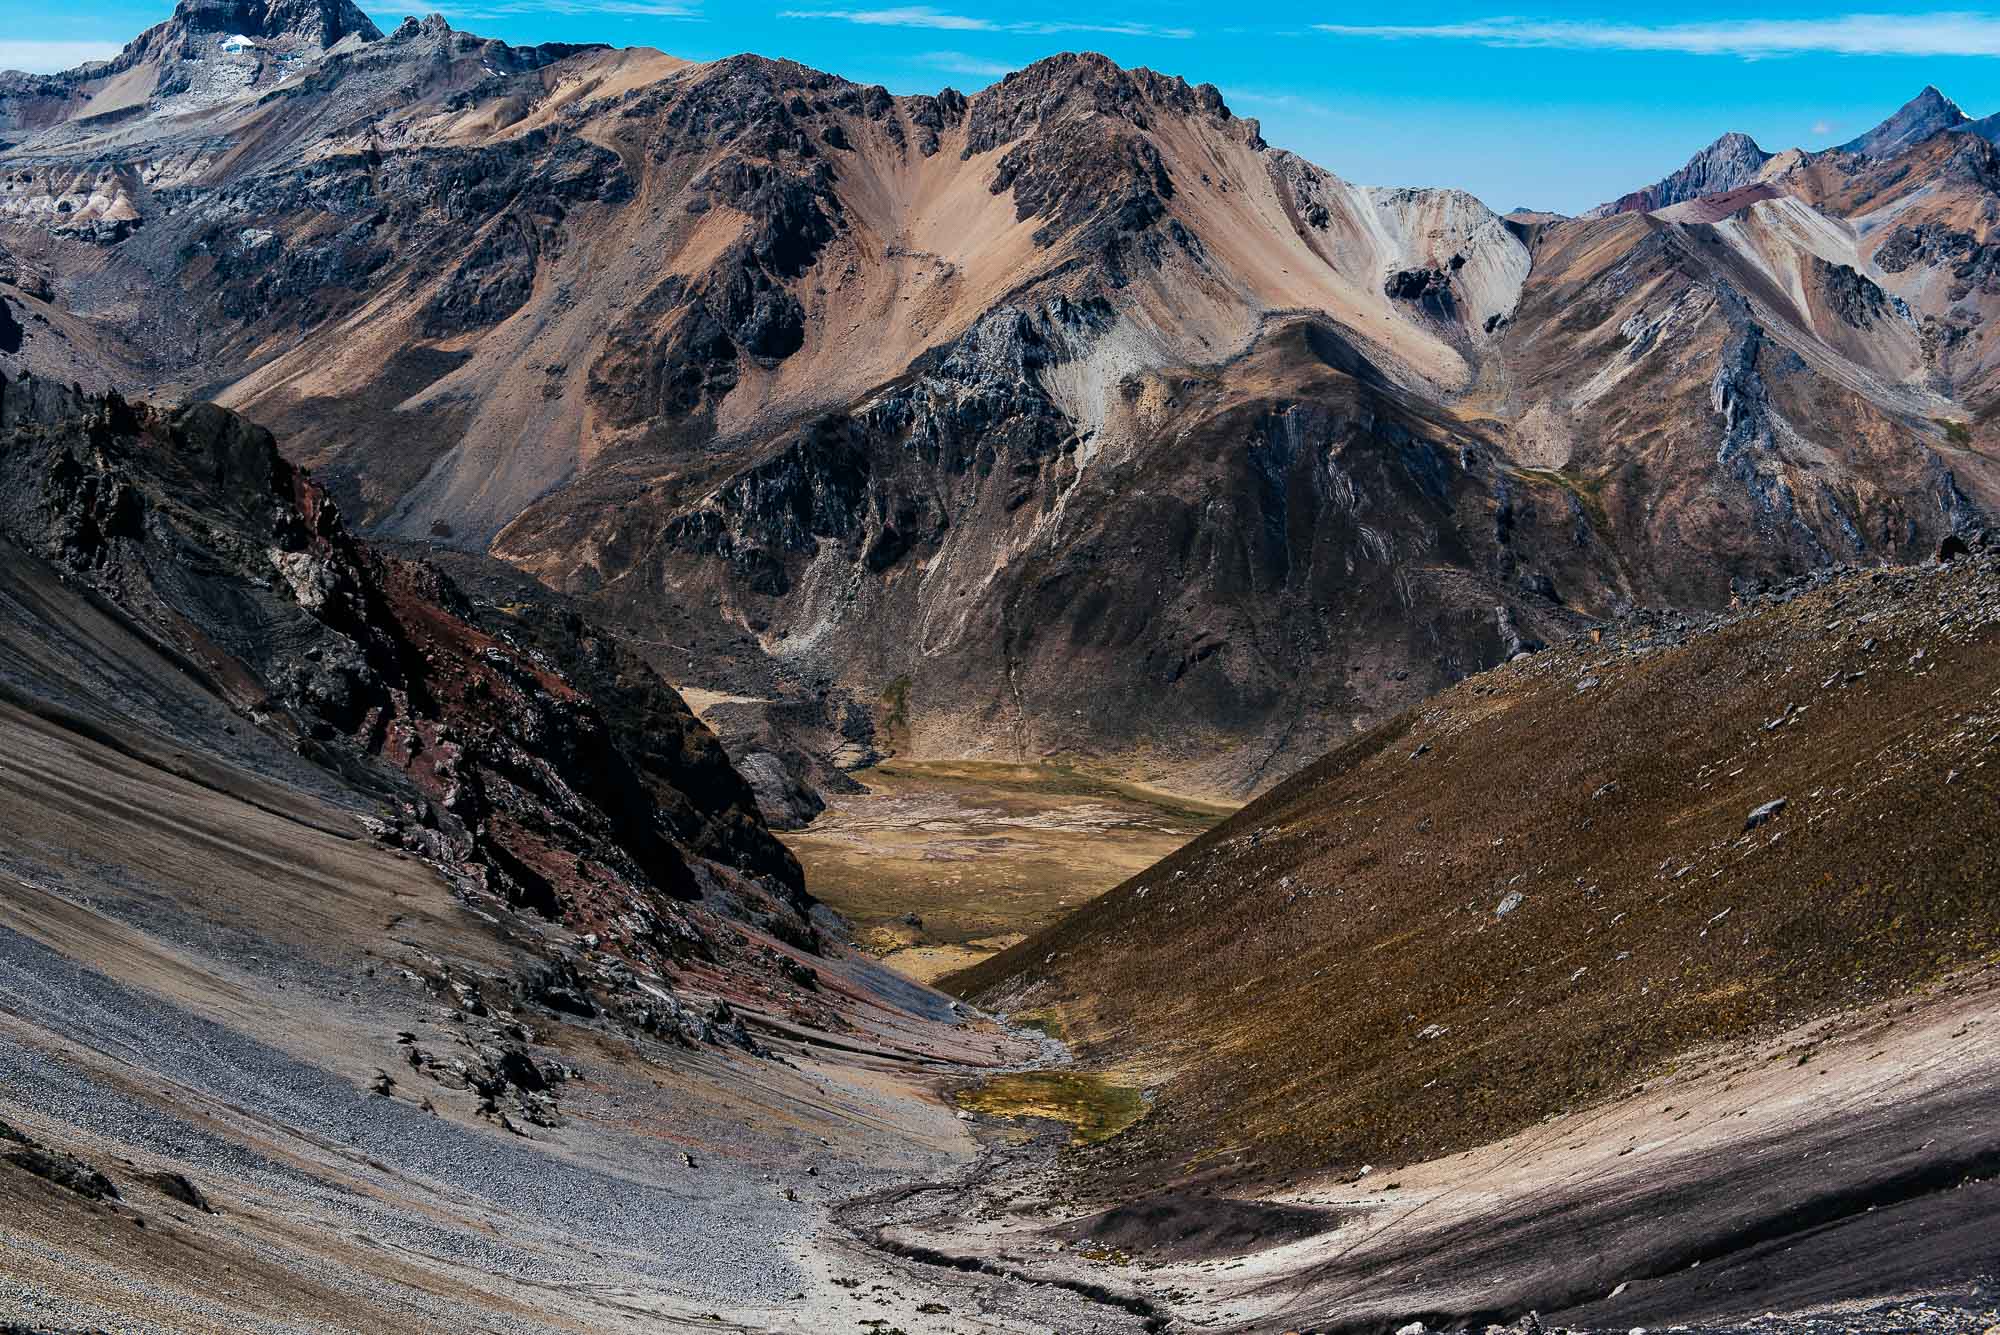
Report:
3,10,2000,1329
6,2,1999,806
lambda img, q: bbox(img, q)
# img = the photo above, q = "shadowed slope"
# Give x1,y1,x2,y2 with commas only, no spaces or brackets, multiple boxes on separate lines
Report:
954,550,2000,1190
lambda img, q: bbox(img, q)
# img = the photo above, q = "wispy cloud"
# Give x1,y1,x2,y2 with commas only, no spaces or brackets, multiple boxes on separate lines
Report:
1315,13,2000,59
378,0,698,19
0,39,123,74
1222,87,1350,120
1811,117,1836,134
920,48,1018,79
568,1,699,12
780,7,1192,37
785,5,991,29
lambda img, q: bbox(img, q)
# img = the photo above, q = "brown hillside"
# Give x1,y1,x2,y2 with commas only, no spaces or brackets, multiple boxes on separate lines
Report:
952,550,2000,1191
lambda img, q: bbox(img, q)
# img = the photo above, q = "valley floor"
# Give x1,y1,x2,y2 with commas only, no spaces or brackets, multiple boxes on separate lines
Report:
784,761,1232,984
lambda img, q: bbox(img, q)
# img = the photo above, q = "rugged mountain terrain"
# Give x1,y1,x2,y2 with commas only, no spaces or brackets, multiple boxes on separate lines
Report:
0,0,384,149
3,373,1994,1330
3,14,2000,1332
7,18,2000,799
0,364,836,1008
0,364,1175,1331
944,544,2000,1330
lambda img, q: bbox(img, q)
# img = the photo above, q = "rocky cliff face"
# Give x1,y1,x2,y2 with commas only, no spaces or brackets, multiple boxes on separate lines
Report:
0,369,815,997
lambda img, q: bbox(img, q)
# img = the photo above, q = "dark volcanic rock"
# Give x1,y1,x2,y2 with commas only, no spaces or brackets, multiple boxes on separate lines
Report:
1385,264,1459,320
513,959,599,1017
1813,257,1891,327
0,369,808,980
5,1146,120,1202
145,1169,216,1213
734,750,826,830
1873,222,2000,300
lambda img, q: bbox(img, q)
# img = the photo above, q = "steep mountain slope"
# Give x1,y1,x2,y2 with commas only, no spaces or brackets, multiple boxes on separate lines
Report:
1,364,1163,1331
955,546,2000,1178
5,28,2000,796
0,367,820,996
942,546,2000,1328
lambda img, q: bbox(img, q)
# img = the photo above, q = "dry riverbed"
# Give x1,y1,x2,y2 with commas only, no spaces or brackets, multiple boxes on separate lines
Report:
783,761,1233,983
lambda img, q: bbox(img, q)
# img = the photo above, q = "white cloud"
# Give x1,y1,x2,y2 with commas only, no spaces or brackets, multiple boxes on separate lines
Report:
1030,20,1192,37
386,0,698,18
574,1,699,12
780,7,1192,37
1314,13,2000,59
1223,87,1345,119
0,40,124,74
1811,118,1835,134
783,5,993,28
920,49,1018,78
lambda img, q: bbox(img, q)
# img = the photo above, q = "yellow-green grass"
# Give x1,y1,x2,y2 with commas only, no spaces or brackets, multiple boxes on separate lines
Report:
785,760,1231,981
954,1071,1149,1145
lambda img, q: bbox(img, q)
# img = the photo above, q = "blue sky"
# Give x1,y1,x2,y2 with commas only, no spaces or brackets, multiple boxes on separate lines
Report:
7,2,2000,212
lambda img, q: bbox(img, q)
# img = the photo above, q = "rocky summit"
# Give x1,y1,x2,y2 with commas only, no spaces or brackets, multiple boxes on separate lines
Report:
1,13,1999,1335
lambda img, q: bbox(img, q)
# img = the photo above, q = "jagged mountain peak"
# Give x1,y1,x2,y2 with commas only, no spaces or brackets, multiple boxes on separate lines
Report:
185,0,379,42
0,0,380,95
969,49,1244,140
96,0,382,91
1672,128,1771,181
1840,84,1968,157
1004,50,1236,116
387,12,453,41
1705,128,1766,154
1585,127,1772,217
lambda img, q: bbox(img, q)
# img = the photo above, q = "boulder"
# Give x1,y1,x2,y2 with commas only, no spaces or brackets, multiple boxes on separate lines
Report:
1744,797,1788,832
145,1170,215,1213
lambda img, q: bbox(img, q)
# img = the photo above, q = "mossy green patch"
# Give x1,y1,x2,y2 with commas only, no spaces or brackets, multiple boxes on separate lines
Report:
877,675,913,747
1514,465,1614,540
1011,1006,1071,1043
955,1071,1147,1145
